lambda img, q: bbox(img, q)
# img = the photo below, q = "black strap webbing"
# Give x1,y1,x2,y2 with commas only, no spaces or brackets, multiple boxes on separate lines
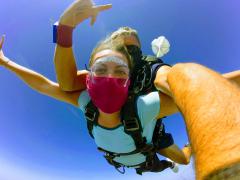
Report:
85,101,99,138
121,94,154,154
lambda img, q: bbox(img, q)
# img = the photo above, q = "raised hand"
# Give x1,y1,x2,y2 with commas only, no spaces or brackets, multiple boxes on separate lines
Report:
59,0,112,27
0,35,10,66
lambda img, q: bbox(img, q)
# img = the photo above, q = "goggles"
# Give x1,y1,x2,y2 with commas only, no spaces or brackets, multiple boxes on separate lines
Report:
89,56,130,86
90,56,130,78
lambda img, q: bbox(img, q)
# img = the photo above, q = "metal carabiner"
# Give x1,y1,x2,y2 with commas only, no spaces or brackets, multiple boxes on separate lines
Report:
134,67,147,93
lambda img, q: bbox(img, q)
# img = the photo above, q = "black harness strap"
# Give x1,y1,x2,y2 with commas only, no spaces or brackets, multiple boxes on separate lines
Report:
97,147,140,157
97,146,141,170
85,101,99,138
121,94,155,154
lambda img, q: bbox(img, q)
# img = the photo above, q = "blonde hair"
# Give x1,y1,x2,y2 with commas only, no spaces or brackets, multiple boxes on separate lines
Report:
110,27,141,47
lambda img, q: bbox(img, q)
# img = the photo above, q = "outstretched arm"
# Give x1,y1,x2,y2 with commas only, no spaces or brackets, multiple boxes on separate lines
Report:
54,0,112,91
155,67,240,119
0,36,80,107
167,63,240,180
154,65,240,97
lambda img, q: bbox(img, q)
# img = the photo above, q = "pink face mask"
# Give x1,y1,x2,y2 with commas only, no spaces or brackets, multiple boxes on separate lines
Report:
86,75,130,114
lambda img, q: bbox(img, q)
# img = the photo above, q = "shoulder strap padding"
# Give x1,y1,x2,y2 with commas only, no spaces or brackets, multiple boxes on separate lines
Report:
85,101,99,138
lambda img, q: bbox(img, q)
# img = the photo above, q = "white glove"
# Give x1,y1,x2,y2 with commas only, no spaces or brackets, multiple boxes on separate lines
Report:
151,36,170,58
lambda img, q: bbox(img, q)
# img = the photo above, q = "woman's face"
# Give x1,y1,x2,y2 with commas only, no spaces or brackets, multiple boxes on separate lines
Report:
87,49,131,114
91,49,130,79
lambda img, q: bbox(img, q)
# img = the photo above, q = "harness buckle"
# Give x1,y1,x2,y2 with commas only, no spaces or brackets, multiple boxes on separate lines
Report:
85,108,97,122
123,118,140,132
133,63,154,94
134,66,147,93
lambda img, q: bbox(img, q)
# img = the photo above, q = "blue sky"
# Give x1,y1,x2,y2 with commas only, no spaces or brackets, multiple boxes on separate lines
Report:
0,0,240,179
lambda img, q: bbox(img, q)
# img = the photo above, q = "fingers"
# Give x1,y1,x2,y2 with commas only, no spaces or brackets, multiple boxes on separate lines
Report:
94,4,112,12
62,2,112,27
89,4,111,26
0,35,5,50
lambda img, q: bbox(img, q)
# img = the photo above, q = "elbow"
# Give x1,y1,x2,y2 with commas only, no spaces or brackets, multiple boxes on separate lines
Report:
56,77,76,92
154,66,172,96
154,78,164,90
55,71,76,92
181,158,190,165
167,63,208,94
167,62,210,83
154,79,172,97
59,83,74,92
167,63,197,82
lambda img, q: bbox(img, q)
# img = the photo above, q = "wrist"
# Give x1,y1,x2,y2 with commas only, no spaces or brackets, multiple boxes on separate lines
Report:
59,17,75,28
53,21,74,48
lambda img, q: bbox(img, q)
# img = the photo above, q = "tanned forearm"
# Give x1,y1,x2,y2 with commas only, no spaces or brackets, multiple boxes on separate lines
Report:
155,67,240,97
54,45,78,91
54,45,88,92
167,63,240,180
3,59,53,93
2,58,82,106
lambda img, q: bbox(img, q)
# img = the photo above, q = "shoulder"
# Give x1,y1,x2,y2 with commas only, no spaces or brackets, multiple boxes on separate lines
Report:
136,91,160,107
136,91,160,126
78,90,91,112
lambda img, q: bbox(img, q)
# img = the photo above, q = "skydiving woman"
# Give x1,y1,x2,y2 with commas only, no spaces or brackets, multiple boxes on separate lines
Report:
53,0,240,168
1,29,240,174
51,0,192,174
0,35,193,174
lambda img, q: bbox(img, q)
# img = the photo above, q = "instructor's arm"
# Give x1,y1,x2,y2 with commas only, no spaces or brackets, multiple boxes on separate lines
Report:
167,63,240,180
154,65,240,97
